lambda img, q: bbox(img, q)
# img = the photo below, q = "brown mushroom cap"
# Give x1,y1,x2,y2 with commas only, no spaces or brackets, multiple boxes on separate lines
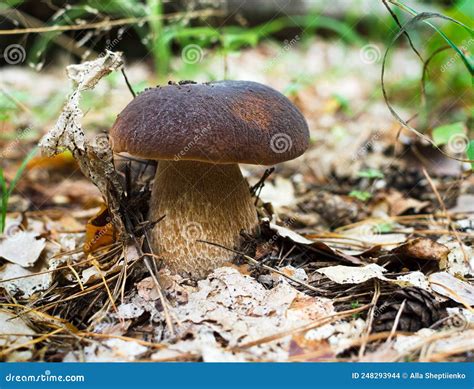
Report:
110,80,309,165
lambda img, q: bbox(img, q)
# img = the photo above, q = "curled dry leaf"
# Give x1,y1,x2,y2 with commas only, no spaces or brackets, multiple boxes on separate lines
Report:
392,238,450,263
446,307,474,325
267,222,363,264
269,222,313,244
39,51,125,236
84,205,116,253
137,270,189,306
338,223,407,252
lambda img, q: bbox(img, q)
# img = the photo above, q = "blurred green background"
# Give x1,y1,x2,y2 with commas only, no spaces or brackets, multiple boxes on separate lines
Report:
0,0,472,144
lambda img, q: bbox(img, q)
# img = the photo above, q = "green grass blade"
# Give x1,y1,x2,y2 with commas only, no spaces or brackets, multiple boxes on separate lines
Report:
7,147,37,198
252,15,364,45
0,168,7,233
390,1,473,74
0,147,37,233
381,10,473,163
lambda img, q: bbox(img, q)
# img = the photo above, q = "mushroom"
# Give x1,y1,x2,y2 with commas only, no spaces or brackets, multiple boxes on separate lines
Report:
110,80,309,279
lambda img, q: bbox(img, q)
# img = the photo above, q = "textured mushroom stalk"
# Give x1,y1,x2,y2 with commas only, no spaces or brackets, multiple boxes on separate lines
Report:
148,160,258,279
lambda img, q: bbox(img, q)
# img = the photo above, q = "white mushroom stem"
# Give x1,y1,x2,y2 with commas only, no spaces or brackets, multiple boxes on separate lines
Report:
148,160,258,279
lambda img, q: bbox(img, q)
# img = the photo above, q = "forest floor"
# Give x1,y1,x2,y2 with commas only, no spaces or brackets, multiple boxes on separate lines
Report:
0,38,473,362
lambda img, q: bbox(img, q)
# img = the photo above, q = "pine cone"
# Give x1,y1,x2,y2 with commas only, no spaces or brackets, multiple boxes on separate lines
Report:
373,287,446,333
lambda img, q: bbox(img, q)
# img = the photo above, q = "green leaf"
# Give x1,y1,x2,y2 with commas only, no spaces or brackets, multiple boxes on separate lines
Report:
467,140,474,170
221,31,259,51
283,81,305,96
356,168,384,179
349,190,372,201
332,94,352,115
432,122,466,146
351,300,360,309
377,222,394,233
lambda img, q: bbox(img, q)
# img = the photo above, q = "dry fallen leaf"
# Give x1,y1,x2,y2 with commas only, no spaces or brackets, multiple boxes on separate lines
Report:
429,272,474,306
380,190,430,216
267,222,363,264
0,263,52,298
84,205,116,253
150,267,334,361
27,150,77,171
393,328,474,361
136,277,161,302
0,309,36,361
0,232,81,298
303,318,367,355
443,240,474,277
81,338,148,362
288,333,333,361
258,177,296,208
393,238,450,263
337,223,407,252
316,264,388,284
394,271,431,291
39,51,125,236
269,222,313,244
0,231,45,267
